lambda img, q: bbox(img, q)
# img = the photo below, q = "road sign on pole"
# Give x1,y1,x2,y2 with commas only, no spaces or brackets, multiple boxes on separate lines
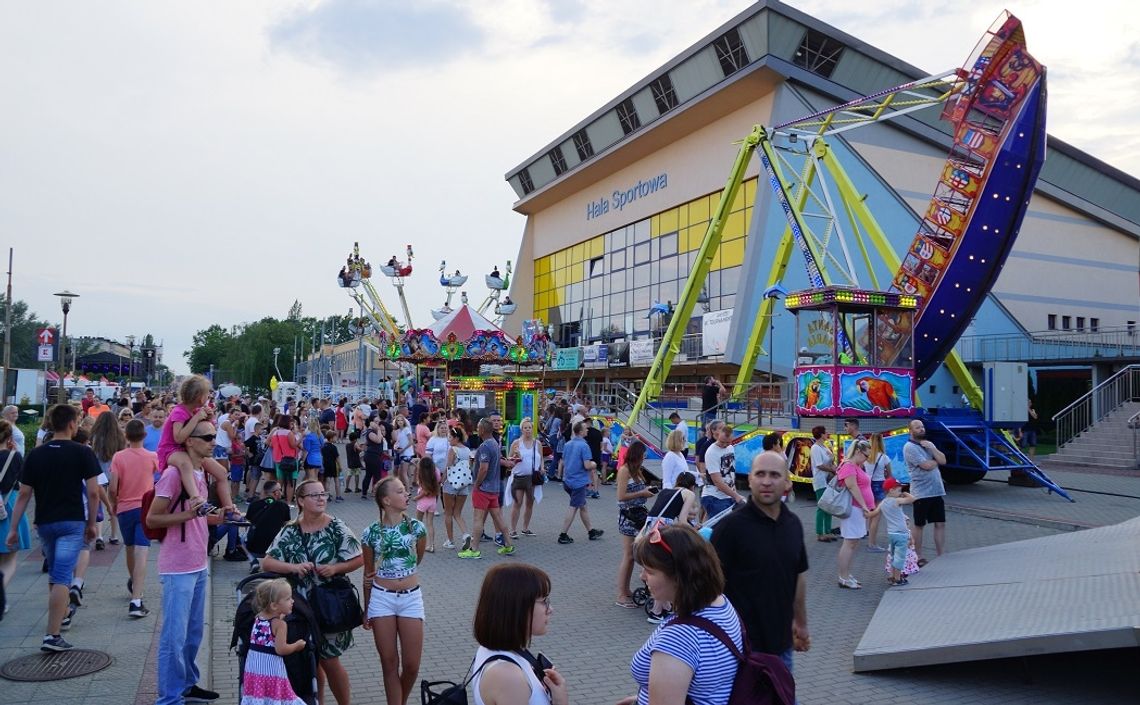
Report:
36,328,57,362
36,327,56,345
37,345,54,362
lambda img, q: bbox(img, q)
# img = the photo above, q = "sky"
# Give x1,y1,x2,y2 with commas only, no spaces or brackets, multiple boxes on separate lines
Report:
1,0,1137,376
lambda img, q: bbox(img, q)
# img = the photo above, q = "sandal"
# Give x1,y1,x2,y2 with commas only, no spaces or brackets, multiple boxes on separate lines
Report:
816,535,836,543
425,545,435,553
614,599,638,609
917,558,929,567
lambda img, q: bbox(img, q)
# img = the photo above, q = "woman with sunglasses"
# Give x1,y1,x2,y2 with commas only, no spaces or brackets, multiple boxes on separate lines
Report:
261,478,363,705
470,563,568,705
621,524,742,705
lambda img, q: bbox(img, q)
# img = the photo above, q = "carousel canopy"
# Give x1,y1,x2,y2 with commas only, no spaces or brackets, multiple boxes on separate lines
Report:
429,305,506,340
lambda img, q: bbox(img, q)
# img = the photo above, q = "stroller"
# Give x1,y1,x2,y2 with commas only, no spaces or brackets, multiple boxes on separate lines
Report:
231,572,322,705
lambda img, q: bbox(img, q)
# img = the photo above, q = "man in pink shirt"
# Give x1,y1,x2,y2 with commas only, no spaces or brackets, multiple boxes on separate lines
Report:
146,420,221,705
109,419,158,618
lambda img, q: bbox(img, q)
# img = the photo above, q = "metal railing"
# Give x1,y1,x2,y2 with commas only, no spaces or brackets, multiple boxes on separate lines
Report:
1054,365,1140,449
957,327,1140,363
1130,409,1140,461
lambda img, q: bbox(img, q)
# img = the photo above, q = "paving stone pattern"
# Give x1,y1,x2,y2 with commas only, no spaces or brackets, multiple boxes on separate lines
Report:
2,453,1136,704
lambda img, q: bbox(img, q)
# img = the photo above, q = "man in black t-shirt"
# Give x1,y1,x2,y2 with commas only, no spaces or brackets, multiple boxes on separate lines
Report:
583,415,603,498
712,451,809,669
701,376,726,424
6,404,100,652
245,481,291,571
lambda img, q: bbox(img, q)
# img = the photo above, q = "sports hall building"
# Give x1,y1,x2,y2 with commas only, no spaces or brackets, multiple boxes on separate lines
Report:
503,0,1140,411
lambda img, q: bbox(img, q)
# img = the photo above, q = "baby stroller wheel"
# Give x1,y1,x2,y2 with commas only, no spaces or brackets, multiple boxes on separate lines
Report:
631,586,650,607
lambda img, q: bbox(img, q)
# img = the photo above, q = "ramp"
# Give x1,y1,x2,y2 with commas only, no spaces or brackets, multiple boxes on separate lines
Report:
852,516,1140,672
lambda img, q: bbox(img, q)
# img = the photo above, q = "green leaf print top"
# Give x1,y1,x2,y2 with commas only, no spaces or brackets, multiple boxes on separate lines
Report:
361,517,426,580
266,516,363,593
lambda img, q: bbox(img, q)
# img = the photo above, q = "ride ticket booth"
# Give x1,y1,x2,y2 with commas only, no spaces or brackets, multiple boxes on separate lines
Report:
446,376,542,430
786,286,920,418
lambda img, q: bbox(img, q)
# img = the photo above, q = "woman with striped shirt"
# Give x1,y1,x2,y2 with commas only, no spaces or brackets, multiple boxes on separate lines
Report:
621,524,742,705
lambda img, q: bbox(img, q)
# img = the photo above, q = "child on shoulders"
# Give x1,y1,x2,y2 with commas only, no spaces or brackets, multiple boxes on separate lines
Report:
156,374,236,518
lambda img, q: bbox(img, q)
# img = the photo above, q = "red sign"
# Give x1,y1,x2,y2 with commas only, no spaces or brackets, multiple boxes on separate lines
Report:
37,327,55,345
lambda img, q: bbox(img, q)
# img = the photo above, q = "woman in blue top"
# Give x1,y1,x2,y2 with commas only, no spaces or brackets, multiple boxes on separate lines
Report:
302,418,323,482
620,524,742,705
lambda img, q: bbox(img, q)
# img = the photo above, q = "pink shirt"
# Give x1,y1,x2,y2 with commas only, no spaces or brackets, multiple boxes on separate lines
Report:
156,404,194,468
154,465,209,574
837,461,875,511
414,424,432,457
110,447,158,512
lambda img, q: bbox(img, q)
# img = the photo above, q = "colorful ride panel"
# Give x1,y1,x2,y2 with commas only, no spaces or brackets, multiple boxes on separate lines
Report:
890,15,1047,382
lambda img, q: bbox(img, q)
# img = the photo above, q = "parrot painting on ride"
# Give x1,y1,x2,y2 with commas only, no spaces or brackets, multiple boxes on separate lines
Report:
858,377,900,410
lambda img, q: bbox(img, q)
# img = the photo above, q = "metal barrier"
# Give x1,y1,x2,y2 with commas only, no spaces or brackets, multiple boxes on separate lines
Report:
957,327,1140,363
1054,365,1140,449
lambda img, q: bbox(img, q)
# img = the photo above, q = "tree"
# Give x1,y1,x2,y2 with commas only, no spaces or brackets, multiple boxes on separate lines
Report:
287,300,303,321
0,296,52,368
184,324,234,374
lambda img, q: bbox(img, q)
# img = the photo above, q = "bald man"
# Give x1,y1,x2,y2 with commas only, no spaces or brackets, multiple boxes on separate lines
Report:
712,452,810,675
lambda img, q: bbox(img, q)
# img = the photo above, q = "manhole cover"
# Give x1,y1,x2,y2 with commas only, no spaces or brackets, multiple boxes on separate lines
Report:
0,649,113,681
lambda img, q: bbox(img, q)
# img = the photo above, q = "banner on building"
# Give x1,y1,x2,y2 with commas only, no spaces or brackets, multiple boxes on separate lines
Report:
553,348,582,371
701,309,734,357
630,339,655,364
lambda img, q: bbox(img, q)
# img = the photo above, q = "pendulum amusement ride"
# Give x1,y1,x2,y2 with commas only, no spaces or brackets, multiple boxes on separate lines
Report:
624,12,1069,499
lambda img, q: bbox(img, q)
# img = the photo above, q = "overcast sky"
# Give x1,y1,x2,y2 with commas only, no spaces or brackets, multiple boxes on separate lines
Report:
2,0,1136,376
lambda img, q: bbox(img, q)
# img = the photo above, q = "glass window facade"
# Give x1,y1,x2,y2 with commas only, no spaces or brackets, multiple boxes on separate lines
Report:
533,178,757,346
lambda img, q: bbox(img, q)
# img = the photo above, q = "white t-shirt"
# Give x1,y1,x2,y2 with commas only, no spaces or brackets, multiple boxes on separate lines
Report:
674,420,689,441
702,442,735,500
864,454,890,482
660,450,690,489
215,413,232,449
425,436,450,471
244,416,259,441
810,442,834,491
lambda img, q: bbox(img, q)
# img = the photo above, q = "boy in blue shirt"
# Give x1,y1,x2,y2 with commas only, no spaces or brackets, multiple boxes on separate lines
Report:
557,421,604,544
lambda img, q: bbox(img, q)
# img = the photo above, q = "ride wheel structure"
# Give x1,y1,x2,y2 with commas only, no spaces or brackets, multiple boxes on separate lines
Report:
338,242,402,339
627,12,1046,429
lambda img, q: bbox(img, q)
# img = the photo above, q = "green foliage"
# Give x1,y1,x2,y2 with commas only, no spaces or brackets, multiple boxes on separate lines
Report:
0,296,52,368
184,310,357,390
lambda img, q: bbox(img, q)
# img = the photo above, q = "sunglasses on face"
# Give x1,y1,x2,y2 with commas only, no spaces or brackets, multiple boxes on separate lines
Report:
190,434,216,442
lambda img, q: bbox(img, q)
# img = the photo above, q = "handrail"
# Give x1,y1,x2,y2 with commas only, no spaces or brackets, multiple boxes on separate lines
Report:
1054,364,1140,449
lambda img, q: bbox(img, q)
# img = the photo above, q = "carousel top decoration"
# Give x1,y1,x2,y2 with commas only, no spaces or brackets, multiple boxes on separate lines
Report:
374,305,553,365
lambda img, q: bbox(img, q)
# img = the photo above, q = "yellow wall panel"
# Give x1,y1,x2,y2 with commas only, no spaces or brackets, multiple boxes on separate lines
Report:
721,238,745,269
589,236,604,259
659,208,679,235
708,193,722,217
724,210,746,240
689,195,710,225
677,203,689,230
569,262,583,285
554,250,566,269
744,177,757,208
710,247,723,271
730,183,747,213
554,269,566,288
650,214,660,238
536,257,550,276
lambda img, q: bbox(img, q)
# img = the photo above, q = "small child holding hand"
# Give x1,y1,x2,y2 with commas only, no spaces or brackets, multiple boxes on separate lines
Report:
864,477,916,585
157,374,236,517
243,578,307,704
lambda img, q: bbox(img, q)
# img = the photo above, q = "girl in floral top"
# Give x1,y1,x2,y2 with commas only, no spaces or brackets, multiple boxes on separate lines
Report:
362,476,427,705
261,479,363,705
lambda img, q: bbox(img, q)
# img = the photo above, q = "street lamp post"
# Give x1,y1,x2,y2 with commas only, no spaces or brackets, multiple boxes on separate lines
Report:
762,285,788,425
54,290,79,404
273,347,282,382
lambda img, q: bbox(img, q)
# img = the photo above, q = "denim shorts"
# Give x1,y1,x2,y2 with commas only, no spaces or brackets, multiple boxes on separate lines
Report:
701,495,734,519
564,483,587,508
228,464,245,483
887,532,910,572
38,520,87,586
871,480,886,503
117,508,152,547
212,445,229,460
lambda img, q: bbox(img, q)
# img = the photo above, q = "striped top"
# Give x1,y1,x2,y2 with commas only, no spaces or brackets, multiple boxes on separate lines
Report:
630,597,742,705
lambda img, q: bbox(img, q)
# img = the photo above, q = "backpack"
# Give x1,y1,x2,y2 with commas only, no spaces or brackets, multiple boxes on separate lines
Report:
670,615,795,705
141,485,190,542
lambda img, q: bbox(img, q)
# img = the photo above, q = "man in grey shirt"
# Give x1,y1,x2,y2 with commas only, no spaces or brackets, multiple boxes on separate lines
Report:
902,419,947,565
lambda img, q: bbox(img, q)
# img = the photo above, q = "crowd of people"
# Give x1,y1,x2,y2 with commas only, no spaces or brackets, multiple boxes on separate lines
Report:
0,372,953,705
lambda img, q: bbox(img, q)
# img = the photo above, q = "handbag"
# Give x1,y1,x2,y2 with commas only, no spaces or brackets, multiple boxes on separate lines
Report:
621,505,648,530
528,441,545,486
301,529,363,634
817,474,852,519
0,451,15,521
446,453,473,488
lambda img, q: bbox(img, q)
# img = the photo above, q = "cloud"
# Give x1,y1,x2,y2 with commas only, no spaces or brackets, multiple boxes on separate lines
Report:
269,0,484,72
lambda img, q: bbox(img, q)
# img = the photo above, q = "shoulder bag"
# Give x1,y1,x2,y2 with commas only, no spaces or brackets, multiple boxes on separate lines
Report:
817,473,852,519
0,451,16,521
302,525,363,634
529,441,545,486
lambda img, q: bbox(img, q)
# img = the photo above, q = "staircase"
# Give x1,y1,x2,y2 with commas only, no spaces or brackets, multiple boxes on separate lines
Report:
1042,401,1140,471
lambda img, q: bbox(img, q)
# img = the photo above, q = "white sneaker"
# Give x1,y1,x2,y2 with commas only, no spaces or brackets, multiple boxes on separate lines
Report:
442,540,456,549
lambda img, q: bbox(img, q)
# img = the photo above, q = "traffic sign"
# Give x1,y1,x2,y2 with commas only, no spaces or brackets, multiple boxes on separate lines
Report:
36,327,55,345
37,344,54,362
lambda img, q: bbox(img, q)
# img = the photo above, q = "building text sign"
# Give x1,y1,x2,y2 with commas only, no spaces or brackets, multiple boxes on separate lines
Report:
586,172,668,221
